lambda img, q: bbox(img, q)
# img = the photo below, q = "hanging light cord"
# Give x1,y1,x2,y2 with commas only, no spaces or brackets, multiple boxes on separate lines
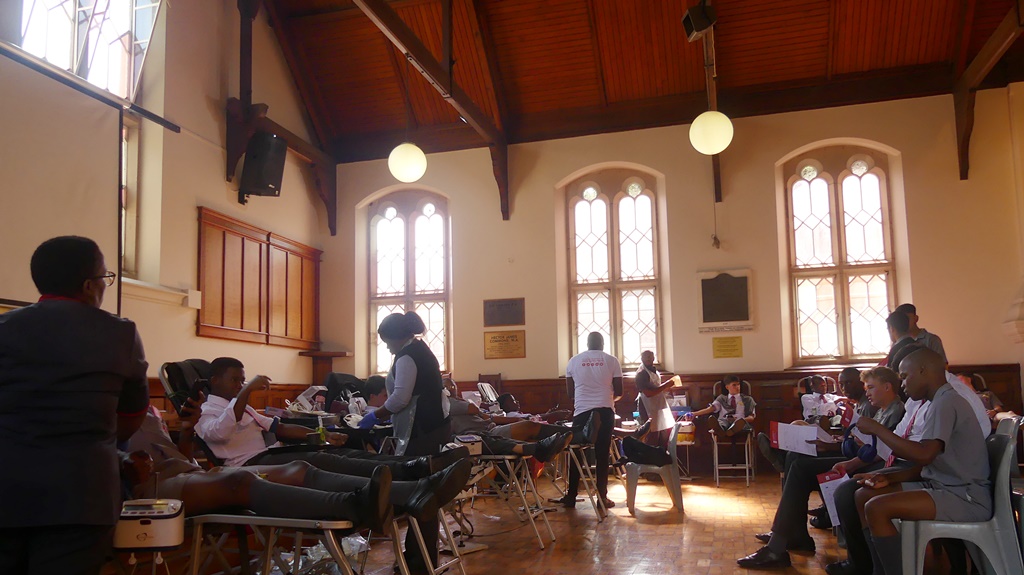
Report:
711,198,721,249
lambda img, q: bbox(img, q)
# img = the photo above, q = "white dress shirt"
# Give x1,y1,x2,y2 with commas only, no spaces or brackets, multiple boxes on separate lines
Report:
801,392,839,419
196,394,279,467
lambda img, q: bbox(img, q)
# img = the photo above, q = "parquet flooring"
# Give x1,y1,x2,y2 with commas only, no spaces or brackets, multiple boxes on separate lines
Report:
362,473,842,575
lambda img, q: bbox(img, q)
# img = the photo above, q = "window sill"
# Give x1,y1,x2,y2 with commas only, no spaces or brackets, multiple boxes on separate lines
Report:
122,278,197,308
785,360,882,372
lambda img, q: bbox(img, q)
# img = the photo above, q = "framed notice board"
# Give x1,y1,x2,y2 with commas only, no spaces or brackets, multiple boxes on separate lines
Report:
697,270,754,333
483,298,525,327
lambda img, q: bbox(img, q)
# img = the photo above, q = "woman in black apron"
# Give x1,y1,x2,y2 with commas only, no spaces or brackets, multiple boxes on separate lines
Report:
361,311,452,573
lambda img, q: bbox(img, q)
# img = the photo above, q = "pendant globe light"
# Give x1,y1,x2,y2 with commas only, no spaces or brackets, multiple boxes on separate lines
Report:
388,142,426,182
388,55,427,183
689,110,733,156
685,1,733,156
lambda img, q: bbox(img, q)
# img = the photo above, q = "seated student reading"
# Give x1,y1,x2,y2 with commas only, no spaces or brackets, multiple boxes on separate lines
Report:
855,348,991,575
737,366,905,569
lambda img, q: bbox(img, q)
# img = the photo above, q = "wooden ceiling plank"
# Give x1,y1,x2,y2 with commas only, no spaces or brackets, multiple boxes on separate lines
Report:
352,0,507,219
263,1,334,145
453,0,499,123
584,0,608,107
826,0,836,80
351,0,504,145
954,0,1023,180
385,43,419,130
466,0,510,131
442,0,452,96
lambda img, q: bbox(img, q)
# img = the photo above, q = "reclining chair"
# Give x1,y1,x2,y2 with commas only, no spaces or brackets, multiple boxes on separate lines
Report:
159,359,225,467
708,379,756,487
159,359,324,467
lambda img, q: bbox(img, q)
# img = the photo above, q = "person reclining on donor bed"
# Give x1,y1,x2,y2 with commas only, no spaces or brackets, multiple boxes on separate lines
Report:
443,378,573,462
125,400,470,530
195,357,467,479
496,392,572,424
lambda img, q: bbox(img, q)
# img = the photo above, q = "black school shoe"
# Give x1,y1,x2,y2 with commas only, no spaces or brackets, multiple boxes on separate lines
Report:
430,446,470,474
404,459,473,522
825,559,869,575
361,466,394,532
553,495,577,509
534,432,573,463
752,532,815,552
737,547,792,569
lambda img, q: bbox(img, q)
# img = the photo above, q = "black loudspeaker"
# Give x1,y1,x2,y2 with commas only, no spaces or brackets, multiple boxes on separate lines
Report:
682,3,717,42
239,131,286,202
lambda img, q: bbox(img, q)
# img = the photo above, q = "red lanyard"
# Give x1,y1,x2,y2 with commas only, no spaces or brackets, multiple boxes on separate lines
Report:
886,404,923,467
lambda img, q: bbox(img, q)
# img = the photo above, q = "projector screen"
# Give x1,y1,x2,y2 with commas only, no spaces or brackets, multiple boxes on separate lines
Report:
0,55,121,314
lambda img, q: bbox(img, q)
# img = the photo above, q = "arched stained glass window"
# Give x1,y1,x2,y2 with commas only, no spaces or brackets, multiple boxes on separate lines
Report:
370,192,449,372
567,175,659,366
788,154,893,361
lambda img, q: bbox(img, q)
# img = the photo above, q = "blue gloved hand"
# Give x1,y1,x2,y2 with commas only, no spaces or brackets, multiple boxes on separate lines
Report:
357,410,379,430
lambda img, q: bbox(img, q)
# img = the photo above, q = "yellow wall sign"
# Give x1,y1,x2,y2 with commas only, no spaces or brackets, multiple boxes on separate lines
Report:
712,336,743,358
483,330,526,359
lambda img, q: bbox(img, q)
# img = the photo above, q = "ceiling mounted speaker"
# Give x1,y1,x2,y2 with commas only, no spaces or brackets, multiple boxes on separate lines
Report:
238,131,287,204
682,3,717,42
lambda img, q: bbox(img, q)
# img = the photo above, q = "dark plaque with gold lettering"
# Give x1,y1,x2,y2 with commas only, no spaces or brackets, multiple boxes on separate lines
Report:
483,298,525,327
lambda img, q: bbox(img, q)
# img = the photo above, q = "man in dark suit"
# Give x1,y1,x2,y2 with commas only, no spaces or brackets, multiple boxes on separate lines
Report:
0,236,150,575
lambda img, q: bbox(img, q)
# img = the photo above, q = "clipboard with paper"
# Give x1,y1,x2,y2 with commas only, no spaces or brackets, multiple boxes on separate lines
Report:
769,421,837,456
816,469,847,526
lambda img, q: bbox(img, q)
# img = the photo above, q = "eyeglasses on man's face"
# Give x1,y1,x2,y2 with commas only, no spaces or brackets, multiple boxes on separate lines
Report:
93,271,117,286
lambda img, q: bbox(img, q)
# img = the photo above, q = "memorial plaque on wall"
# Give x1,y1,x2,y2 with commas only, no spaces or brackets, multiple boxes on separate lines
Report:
712,336,744,358
483,330,526,359
483,298,525,327
697,270,754,333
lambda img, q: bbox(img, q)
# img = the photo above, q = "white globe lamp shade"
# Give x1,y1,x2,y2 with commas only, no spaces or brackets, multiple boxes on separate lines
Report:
388,142,427,183
688,110,734,155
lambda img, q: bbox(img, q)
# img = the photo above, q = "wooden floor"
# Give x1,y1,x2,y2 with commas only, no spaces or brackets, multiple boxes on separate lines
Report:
360,471,841,575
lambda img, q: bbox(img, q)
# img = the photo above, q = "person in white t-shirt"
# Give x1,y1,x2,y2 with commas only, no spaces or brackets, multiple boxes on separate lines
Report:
557,332,622,509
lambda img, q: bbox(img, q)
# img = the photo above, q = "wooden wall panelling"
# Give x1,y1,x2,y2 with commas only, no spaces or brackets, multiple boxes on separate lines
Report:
198,209,321,349
269,245,288,340
198,208,268,344
287,252,303,337
302,255,318,342
241,236,265,333
268,234,322,350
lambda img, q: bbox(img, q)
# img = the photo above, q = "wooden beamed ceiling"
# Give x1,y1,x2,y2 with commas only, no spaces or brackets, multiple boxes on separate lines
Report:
266,0,1024,164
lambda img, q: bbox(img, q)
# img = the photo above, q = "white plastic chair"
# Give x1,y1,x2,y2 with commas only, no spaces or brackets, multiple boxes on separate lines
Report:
625,420,684,515
900,432,1023,575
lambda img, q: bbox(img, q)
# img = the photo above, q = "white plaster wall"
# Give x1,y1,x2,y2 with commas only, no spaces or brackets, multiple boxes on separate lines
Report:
324,89,1024,379
121,0,327,381
5,0,1020,381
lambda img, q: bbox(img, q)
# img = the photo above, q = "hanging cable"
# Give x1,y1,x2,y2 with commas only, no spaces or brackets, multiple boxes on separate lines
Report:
711,198,721,249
